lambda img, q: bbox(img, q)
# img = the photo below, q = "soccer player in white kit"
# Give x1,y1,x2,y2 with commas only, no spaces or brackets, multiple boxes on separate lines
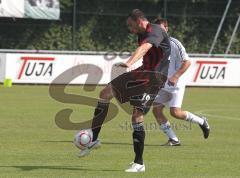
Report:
152,18,210,146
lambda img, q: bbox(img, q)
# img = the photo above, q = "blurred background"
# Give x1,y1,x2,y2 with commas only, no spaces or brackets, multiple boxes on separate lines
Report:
0,0,239,54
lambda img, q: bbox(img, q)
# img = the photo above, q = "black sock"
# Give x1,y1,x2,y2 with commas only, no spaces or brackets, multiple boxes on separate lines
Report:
91,101,109,141
132,122,145,165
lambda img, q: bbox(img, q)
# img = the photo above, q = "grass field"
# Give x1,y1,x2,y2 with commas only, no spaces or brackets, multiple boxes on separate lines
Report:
0,85,240,178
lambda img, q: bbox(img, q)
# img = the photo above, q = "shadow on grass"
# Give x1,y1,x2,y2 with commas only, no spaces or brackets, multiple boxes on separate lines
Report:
0,165,121,172
41,140,167,147
102,141,185,147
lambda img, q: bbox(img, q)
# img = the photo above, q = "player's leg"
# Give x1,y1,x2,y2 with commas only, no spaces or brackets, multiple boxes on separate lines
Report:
80,72,139,157
126,83,163,172
125,107,145,172
79,84,114,157
126,74,167,171
91,84,114,141
132,107,145,165
91,70,148,144
170,107,210,139
152,103,180,146
168,87,210,138
152,89,180,145
91,71,137,142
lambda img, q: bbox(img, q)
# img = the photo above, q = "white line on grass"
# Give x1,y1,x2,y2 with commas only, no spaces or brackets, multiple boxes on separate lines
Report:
194,109,240,121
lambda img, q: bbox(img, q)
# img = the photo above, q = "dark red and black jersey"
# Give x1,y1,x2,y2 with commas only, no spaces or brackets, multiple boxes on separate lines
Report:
138,23,171,76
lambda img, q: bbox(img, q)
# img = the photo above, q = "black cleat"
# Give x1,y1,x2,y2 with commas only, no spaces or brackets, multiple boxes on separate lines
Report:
161,139,181,146
199,116,210,139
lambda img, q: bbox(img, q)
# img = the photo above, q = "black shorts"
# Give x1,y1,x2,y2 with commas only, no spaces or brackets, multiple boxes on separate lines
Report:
110,70,167,111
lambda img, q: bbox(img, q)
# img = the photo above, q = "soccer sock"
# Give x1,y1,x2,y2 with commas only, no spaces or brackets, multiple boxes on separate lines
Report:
160,121,179,142
132,122,145,165
91,101,109,141
185,111,204,125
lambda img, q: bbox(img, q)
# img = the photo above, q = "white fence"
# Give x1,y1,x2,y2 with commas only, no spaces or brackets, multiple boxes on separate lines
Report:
0,51,240,86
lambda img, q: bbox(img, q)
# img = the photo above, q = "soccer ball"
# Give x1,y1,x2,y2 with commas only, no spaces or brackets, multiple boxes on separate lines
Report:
73,129,93,150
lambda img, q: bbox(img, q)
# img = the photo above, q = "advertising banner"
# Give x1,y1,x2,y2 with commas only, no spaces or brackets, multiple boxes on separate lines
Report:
0,0,24,18
187,58,240,86
0,53,6,82
2,53,240,86
0,0,60,20
25,0,60,20
4,53,140,84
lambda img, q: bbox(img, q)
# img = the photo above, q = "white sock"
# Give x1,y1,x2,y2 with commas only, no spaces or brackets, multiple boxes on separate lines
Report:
185,111,204,125
160,121,179,142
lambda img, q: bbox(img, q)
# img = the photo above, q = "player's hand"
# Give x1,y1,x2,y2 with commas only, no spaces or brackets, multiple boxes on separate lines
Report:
168,75,178,86
114,62,130,68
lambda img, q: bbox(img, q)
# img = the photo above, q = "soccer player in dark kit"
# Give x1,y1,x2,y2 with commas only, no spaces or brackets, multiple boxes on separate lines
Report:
79,9,171,172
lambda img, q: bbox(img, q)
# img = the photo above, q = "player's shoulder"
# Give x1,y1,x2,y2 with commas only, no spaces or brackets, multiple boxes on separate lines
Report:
150,23,162,29
170,37,189,59
170,37,185,49
170,37,183,45
148,23,165,34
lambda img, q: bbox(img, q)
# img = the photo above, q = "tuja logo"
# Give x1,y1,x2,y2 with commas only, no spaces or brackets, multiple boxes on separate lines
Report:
193,61,227,82
18,56,54,79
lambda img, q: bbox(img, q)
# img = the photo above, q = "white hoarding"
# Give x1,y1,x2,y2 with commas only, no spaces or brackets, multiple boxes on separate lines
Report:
25,0,60,20
4,53,140,85
0,53,6,82
2,53,240,86
0,0,24,18
0,0,60,19
187,58,240,86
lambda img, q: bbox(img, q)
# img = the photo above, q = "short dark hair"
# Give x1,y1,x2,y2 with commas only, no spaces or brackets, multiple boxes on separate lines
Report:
152,17,168,27
128,9,147,21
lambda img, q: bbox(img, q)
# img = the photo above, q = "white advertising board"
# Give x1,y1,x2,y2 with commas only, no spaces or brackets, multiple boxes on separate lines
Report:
0,0,24,18
2,53,240,86
187,58,240,86
0,0,60,19
0,53,6,82
4,53,141,84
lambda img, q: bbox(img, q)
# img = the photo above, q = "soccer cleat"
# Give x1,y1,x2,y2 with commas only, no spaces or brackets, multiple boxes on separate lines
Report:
125,162,145,172
78,139,101,157
199,116,210,139
161,138,181,146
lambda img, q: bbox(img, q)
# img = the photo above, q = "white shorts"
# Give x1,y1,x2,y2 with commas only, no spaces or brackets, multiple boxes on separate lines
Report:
153,85,185,108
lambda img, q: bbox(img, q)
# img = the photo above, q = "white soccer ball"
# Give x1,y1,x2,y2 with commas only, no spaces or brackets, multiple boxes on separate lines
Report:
73,129,93,150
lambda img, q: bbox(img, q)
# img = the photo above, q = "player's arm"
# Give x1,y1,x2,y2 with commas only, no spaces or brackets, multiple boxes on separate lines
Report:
168,60,191,86
115,43,152,68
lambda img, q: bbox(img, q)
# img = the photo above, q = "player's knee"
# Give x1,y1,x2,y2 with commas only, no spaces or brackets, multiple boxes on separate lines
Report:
152,107,158,117
132,108,144,123
170,108,181,118
99,89,107,99
152,104,164,117
99,87,112,100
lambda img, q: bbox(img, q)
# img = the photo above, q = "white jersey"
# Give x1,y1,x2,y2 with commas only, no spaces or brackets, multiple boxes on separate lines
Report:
165,37,190,88
154,37,190,107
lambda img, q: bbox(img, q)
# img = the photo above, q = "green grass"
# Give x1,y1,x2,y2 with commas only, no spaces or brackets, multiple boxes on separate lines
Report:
0,85,240,178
